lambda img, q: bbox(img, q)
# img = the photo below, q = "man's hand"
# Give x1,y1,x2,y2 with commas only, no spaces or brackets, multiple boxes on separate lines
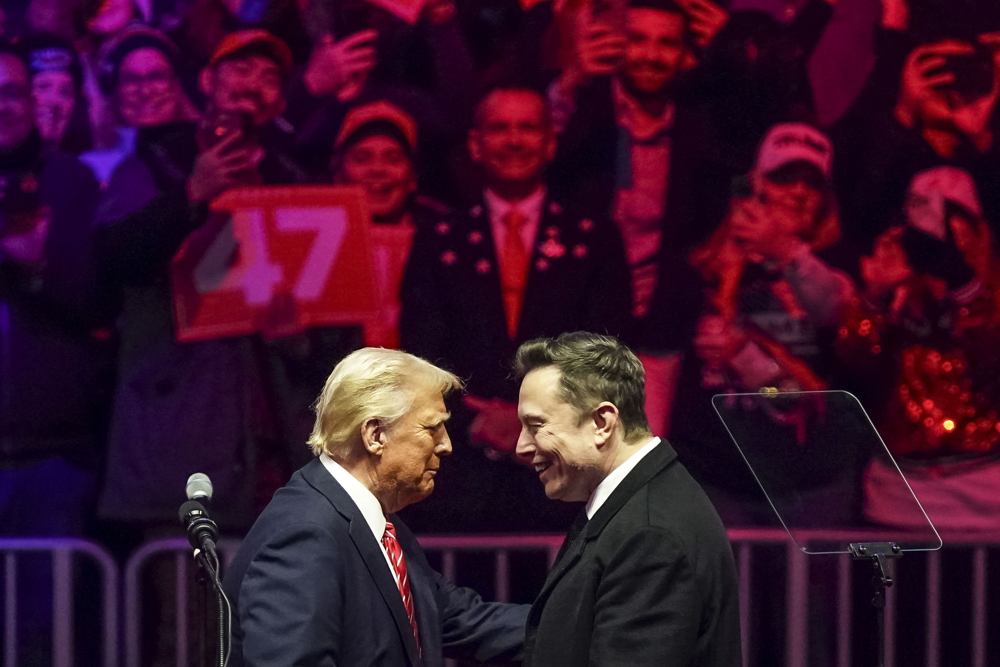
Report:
0,208,51,266
945,32,1000,150
304,31,378,101
677,0,728,50
878,0,908,30
728,198,807,266
895,40,973,129
464,395,523,458
423,0,456,24
860,227,913,297
567,20,626,87
187,130,264,204
694,315,745,369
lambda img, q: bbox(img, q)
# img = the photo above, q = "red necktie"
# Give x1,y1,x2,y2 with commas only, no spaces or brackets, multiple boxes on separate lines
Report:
383,521,421,655
499,209,530,338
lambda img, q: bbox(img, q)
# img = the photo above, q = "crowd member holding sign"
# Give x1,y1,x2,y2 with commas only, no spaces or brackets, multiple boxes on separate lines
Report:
96,30,309,537
399,86,632,533
332,99,450,348
93,31,322,664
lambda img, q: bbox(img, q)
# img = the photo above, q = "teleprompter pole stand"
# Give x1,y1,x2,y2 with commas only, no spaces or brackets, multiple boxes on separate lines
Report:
849,542,902,667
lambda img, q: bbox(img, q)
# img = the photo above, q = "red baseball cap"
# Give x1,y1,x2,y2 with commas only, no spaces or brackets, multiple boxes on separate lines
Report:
208,30,293,77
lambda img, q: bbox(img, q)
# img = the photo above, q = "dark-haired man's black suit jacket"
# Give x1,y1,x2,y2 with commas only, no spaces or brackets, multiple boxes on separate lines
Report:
523,440,741,667
223,458,529,667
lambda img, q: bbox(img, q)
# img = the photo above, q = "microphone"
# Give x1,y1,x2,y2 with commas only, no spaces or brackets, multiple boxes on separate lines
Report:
186,472,213,508
180,473,219,558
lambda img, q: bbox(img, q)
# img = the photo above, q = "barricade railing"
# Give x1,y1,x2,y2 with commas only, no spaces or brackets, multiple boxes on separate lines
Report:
0,537,118,667
8,529,996,666
121,537,241,667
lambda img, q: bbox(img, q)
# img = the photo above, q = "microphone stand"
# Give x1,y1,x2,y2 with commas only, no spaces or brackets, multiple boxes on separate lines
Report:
180,501,231,667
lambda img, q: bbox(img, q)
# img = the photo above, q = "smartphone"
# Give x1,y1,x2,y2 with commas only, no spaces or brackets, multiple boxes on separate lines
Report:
947,47,995,101
0,172,43,236
199,110,256,151
335,1,371,38
589,0,626,35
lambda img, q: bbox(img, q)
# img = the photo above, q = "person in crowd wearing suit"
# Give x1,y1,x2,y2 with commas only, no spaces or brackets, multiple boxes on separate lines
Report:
513,332,740,667
223,347,529,667
399,86,632,534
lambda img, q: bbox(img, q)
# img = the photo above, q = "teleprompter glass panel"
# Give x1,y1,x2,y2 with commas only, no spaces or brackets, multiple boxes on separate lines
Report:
712,390,941,554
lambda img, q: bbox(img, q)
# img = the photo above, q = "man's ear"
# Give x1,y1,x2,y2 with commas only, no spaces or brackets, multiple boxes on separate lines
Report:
361,418,387,455
681,49,698,72
543,128,557,163
592,402,620,447
468,129,482,164
198,67,214,97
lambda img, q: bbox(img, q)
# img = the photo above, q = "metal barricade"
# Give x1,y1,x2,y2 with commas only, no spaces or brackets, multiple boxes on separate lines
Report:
0,537,118,667
118,529,998,667
729,528,998,667
122,537,241,667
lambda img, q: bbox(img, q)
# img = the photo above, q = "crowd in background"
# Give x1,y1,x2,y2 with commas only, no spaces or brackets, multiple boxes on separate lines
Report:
2,0,1000,570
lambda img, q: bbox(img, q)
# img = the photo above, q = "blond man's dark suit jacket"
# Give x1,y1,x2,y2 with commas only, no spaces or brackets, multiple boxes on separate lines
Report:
223,458,529,667
523,440,741,667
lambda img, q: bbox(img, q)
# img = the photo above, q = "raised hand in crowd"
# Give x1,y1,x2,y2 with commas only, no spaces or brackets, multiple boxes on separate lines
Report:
88,0,134,35
423,0,457,25
304,30,378,101
894,39,973,129
728,196,808,266
946,32,1000,150
693,314,746,372
859,227,913,299
464,395,523,458
0,211,51,266
187,129,265,203
572,20,627,82
675,0,728,50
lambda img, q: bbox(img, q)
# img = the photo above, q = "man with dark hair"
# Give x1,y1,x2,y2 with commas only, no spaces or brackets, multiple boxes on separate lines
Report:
513,332,740,667
96,29,309,536
399,86,632,533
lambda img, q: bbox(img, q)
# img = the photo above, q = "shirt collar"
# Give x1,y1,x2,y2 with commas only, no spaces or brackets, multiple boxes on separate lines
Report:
612,78,675,142
320,453,386,541
484,186,547,226
586,437,661,519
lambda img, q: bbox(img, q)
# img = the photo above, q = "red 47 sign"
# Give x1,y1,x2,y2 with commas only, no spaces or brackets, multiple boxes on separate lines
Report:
172,186,383,342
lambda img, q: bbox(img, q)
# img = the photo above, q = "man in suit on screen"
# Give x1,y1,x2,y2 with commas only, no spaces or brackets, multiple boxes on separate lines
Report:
513,332,741,666
223,348,529,667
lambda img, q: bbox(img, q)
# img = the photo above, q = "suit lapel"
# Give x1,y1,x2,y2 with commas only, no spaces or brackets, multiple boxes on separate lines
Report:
301,460,422,666
518,197,562,340
527,509,588,631
586,441,677,538
527,442,679,635
466,198,509,339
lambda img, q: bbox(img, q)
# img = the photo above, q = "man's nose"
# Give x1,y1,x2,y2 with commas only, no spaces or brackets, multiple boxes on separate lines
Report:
438,429,453,456
514,427,532,457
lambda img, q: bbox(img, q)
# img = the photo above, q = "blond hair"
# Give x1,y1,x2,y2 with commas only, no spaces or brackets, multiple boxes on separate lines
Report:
308,348,462,458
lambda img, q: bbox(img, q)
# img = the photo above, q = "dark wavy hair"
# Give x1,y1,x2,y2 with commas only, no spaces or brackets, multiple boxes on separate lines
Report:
515,332,651,441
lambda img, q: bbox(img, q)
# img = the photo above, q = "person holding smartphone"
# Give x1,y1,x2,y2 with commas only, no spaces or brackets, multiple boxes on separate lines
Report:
95,29,308,544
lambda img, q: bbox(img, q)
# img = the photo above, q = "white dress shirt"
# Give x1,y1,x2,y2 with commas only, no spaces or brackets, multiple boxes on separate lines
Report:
585,437,661,519
319,453,399,584
484,186,547,266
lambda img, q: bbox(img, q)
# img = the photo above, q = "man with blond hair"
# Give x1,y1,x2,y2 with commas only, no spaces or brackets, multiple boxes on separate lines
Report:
223,348,529,667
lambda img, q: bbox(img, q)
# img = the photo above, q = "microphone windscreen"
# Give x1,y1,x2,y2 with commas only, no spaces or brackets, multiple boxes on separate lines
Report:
186,473,213,501
179,500,207,524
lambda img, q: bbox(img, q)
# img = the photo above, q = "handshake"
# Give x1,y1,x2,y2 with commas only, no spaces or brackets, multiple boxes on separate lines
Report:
223,334,741,667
